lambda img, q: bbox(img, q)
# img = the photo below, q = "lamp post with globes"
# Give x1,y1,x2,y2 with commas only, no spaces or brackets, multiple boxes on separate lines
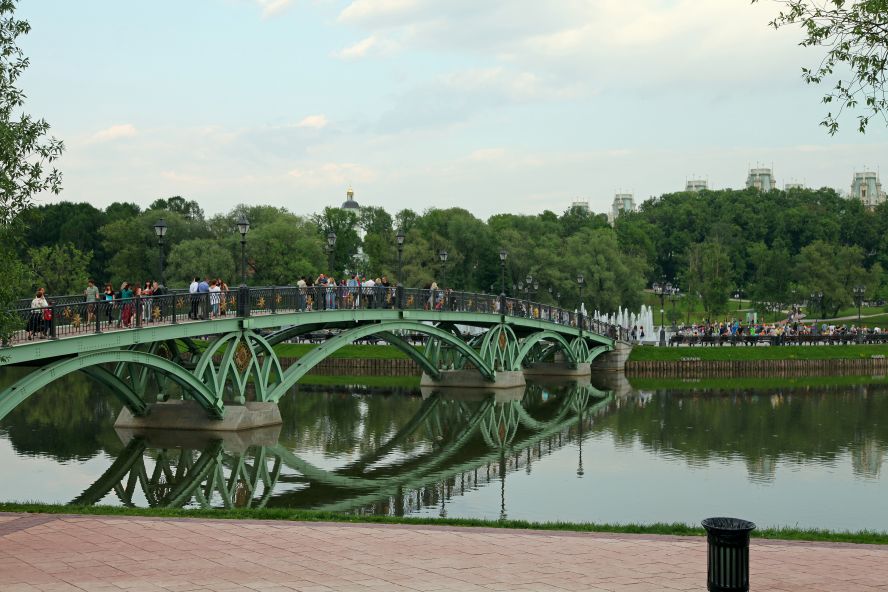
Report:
236,214,250,316
809,291,824,332
153,219,167,287
854,285,866,322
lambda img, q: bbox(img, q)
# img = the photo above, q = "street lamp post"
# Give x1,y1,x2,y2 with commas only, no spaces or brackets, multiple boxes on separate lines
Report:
809,291,823,331
576,274,585,333
499,249,508,295
326,231,337,275
669,287,680,331
396,230,405,309
438,249,448,288
735,287,743,311
153,218,167,286
236,214,250,317
854,285,866,322
653,281,672,346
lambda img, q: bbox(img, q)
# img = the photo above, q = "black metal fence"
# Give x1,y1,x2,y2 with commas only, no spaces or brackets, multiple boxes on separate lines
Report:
4,286,625,345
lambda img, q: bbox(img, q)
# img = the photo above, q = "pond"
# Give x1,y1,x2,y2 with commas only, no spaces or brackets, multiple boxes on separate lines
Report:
1,368,887,531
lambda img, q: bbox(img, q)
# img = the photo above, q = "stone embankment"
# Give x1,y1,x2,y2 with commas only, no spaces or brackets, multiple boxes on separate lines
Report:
627,357,888,377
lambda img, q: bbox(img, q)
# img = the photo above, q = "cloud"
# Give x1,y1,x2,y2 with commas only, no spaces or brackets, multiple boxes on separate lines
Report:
256,0,292,19
297,114,329,129
89,124,138,143
287,162,377,188
335,34,400,59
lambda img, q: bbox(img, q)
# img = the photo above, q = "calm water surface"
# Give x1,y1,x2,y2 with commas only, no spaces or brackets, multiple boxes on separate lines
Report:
1,367,887,531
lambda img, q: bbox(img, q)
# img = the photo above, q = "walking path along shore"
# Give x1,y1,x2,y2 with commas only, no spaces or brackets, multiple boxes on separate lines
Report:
1,513,887,591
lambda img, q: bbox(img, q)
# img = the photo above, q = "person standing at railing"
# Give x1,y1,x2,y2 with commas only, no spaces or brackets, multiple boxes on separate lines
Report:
296,276,307,311
197,277,210,319
217,278,229,315
209,279,221,317
26,288,49,340
83,279,99,324
188,277,199,319
120,282,134,328
102,283,115,325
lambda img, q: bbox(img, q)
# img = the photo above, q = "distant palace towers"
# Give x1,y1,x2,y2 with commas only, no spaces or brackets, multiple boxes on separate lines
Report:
570,163,886,224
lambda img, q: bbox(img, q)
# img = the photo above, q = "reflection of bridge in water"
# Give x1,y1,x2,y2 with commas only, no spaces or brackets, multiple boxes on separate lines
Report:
73,383,612,515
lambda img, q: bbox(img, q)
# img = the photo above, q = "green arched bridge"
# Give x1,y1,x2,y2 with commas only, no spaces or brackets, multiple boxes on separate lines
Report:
0,286,623,423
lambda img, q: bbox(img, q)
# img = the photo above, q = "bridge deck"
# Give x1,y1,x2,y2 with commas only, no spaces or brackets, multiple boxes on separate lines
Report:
2,287,620,366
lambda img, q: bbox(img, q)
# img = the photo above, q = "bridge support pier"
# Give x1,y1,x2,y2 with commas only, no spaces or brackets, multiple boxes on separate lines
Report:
115,400,283,432
420,370,526,390
523,362,592,378
590,341,633,372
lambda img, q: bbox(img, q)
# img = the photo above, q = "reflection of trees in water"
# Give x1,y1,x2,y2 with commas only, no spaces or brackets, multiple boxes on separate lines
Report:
593,384,888,482
0,366,123,461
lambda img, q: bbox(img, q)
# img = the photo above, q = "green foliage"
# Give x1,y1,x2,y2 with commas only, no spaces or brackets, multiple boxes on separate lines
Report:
0,0,64,223
753,0,888,133
27,242,91,295
165,239,235,285
312,207,360,277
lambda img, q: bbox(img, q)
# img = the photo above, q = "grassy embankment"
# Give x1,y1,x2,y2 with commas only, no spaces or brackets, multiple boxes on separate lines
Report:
628,343,888,362
627,374,888,391
1,503,886,545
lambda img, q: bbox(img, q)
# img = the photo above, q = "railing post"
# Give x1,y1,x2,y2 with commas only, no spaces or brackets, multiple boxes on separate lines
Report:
500,293,506,318
171,294,178,324
238,286,250,317
49,305,57,340
94,302,102,334
135,295,142,328
271,286,277,314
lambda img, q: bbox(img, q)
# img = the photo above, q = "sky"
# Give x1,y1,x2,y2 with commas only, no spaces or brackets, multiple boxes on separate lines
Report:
16,0,888,219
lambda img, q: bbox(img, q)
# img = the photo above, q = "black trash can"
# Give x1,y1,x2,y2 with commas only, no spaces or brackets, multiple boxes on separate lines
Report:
701,517,756,592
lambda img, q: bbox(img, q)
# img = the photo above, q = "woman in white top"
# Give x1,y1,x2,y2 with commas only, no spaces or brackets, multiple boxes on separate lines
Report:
209,280,221,317
28,288,49,339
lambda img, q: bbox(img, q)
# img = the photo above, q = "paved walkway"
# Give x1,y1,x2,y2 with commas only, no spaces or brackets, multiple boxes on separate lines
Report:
1,513,886,591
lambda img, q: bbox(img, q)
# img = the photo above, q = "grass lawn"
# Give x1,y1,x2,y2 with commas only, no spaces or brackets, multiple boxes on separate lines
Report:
192,340,413,360
2,503,886,545
627,374,888,391
628,343,888,362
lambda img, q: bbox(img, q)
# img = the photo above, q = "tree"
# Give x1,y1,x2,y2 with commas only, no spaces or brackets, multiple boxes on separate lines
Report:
684,241,734,319
795,240,871,318
0,0,63,343
149,196,204,221
754,0,888,133
312,207,360,276
28,243,91,295
165,239,235,286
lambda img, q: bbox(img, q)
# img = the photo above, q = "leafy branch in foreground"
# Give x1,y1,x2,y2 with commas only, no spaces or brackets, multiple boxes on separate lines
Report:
754,0,888,134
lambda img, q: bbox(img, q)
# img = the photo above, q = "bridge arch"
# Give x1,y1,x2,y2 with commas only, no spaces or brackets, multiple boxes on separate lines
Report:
266,321,496,402
514,330,579,369
0,350,223,423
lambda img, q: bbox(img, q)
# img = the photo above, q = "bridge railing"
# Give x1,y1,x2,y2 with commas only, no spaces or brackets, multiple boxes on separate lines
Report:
4,286,624,345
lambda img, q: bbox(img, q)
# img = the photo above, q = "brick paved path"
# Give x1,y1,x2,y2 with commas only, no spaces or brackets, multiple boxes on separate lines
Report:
1,513,886,591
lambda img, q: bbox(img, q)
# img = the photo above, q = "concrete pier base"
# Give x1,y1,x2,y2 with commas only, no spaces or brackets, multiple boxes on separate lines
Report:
591,341,633,372
420,385,526,402
114,424,282,453
420,370,526,390
523,362,591,378
114,400,283,432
